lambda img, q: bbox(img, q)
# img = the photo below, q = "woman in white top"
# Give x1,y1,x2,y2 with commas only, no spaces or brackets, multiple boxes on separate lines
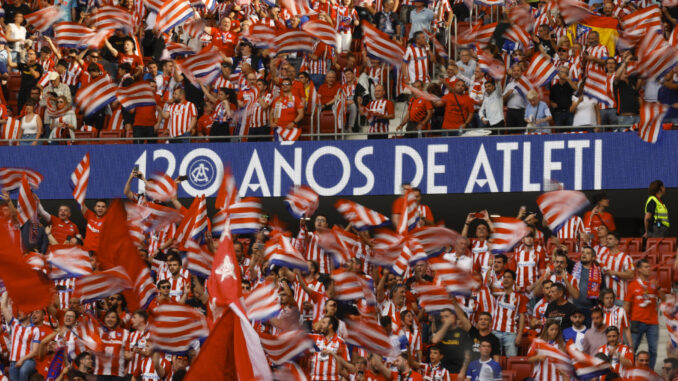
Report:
570,84,600,131
6,13,27,62
479,81,504,131
19,100,42,146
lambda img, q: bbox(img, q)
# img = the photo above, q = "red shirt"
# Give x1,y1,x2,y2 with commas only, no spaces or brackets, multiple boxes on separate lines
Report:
389,370,424,381
134,104,157,127
583,211,616,234
317,82,342,105
441,93,474,130
118,53,144,69
83,209,106,252
210,29,239,57
197,113,215,136
626,278,659,324
408,97,433,124
271,94,303,128
49,215,79,245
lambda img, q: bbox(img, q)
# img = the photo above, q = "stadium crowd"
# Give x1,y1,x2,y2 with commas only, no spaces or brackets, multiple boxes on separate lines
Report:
1,0,678,143
0,164,675,381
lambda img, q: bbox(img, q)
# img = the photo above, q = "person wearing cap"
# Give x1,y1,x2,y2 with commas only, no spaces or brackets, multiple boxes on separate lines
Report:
40,71,71,107
562,309,587,350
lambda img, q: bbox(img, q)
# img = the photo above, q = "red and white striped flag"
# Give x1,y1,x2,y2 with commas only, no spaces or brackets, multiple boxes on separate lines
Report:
275,126,301,142
73,315,105,354
243,23,277,48
2,117,21,141
335,199,390,231
0,168,42,191
396,189,419,234
73,266,133,304
477,49,506,80
70,153,90,206
537,190,589,234
567,344,611,380
409,226,461,257
176,50,222,86
145,173,176,202
636,28,678,80
155,0,195,33
244,279,280,321
285,185,319,219
75,76,117,117
669,27,678,48
279,0,316,16
221,197,261,235
429,257,477,295
274,30,315,55
16,176,37,226
621,5,662,34
503,25,531,50
183,240,213,278
332,269,366,301
37,72,51,88
532,338,573,374
265,235,308,271
25,252,45,273
259,330,314,365
525,53,558,87
273,362,308,381
344,316,391,357
93,6,134,31
165,42,196,59
634,102,669,143
456,22,497,47
405,85,441,102
411,283,456,312
117,82,156,110
183,18,205,38
24,6,63,32
509,4,535,32
361,21,405,67
46,245,93,279
175,196,203,247
317,226,359,266
490,216,530,253
144,0,164,13
301,20,338,48
215,166,238,210
583,68,613,107
190,195,208,239
149,303,209,354
556,0,594,24
79,29,114,50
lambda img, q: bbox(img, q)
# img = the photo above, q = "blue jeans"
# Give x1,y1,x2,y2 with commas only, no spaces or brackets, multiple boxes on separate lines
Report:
10,359,36,381
600,108,618,126
553,110,573,127
310,74,325,89
19,133,36,146
631,322,658,369
492,330,517,356
617,115,639,129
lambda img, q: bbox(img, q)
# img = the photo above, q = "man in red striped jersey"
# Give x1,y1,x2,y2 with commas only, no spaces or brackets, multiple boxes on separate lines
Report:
509,231,546,294
1,293,39,381
597,326,634,375
310,315,351,381
600,288,632,346
404,31,431,84
491,270,527,357
598,232,634,302
162,87,197,140
127,310,151,378
361,84,394,139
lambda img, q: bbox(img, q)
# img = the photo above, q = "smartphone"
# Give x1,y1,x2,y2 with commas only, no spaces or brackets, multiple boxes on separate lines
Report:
176,175,188,182
474,212,484,218
133,165,139,171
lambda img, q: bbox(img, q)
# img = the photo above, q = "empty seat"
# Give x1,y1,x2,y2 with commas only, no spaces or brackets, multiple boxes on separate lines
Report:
562,239,577,253
660,252,675,265
156,129,170,143
647,238,676,254
507,357,533,381
318,110,337,138
656,265,672,292
99,130,124,144
74,131,95,145
621,237,643,253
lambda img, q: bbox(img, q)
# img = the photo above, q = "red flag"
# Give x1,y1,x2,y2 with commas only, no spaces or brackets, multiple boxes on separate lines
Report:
96,200,156,311
16,175,37,225
207,237,241,307
0,217,52,312
184,306,273,381
634,102,669,144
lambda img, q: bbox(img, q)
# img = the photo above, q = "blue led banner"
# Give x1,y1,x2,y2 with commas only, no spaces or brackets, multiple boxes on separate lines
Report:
0,131,674,199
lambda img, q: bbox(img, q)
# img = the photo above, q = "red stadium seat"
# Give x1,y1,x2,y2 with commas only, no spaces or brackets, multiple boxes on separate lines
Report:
568,252,581,262
660,252,675,265
507,357,533,381
656,265,672,292
647,238,676,254
318,110,337,137
563,239,576,253
74,131,95,144
621,237,643,253
629,252,645,264
502,370,516,381
498,356,507,370
298,114,312,140
156,129,170,143
99,130,124,144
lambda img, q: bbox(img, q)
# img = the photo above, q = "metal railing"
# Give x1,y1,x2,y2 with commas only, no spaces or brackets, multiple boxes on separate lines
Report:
0,125,640,144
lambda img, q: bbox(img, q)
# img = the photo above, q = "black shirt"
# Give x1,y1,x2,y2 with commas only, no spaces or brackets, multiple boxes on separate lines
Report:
439,327,471,373
17,62,42,90
468,327,501,361
550,81,575,111
3,3,31,23
545,301,577,330
614,76,640,115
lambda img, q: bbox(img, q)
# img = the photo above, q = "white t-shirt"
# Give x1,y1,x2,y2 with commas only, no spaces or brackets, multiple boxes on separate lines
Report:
572,95,598,126
7,23,26,51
